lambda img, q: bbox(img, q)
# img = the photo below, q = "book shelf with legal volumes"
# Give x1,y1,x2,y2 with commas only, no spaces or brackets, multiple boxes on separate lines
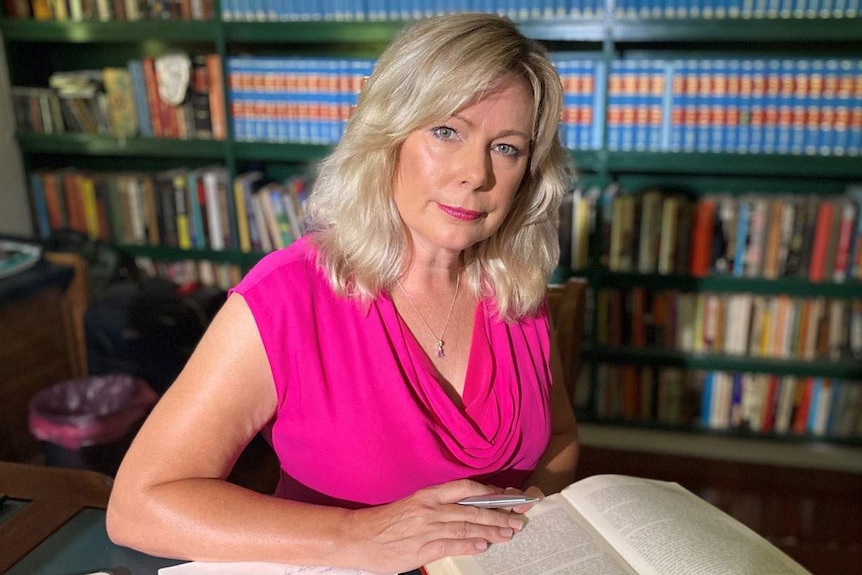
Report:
2,2,862,448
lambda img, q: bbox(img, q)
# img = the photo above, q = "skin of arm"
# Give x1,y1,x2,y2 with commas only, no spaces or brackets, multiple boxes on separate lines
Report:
106,294,525,574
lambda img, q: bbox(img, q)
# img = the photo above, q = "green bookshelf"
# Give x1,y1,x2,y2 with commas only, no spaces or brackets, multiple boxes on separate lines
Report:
3,12,861,448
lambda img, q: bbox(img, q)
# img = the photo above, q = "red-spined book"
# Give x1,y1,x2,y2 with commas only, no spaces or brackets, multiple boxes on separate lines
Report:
792,377,814,435
832,199,857,282
141,57,164,138
688,196,717,277
206,54,227,140
807,200,835,282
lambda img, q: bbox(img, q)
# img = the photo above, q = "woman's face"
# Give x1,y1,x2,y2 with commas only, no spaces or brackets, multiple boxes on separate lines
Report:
393,74,534,259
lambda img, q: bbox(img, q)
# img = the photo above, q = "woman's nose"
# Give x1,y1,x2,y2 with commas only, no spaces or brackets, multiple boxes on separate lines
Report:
460,145,494,191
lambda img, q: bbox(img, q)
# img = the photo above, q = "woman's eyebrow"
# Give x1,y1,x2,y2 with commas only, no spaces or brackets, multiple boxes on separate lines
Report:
450,114,531,141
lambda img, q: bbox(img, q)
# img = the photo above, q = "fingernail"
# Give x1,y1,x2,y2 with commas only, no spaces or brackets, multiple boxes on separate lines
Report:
509,517,524,531
498,527,514,538
475,540,488,551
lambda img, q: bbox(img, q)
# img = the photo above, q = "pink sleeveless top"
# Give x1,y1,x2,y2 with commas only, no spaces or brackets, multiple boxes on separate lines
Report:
230,237,553,508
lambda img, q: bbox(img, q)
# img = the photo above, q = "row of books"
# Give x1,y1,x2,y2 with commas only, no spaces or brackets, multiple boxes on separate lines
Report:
27,166,313,255
226,55,862,156
607,57,862,156
218,0,861,21
594,288,862,361
135,257,243,290
12,54,227,140
612,0,861,18
28,167,237,250
220,0,607,21
5,0,215,20
574,185,862,283
227,56,375,145
8,0,859,21
585,364,862,439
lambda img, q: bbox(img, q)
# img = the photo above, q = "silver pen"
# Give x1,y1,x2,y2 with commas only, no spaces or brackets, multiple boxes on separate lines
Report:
457,494,539,508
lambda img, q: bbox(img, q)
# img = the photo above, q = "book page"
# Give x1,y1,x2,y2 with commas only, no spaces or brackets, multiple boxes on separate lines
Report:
562,475,812,575
159,561,393,575
424,494,636,575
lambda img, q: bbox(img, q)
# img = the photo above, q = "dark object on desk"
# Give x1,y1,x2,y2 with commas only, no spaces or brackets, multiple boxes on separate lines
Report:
28,374,158,476
85,278,225,395
44,229,139,301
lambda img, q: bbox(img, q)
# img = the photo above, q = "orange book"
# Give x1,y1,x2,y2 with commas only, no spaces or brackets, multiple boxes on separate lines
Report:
141,58,164,137
689,197,716,277
41,171,66,230
61,171,87,234
807,200,834,282
791,378,813,435
206,54,227,140
761,199,784,279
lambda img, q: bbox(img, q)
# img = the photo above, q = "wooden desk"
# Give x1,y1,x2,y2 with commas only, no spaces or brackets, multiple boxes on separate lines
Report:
0,461,179,574
1,254,88,463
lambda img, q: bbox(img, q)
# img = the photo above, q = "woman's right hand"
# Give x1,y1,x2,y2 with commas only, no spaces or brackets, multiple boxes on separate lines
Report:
342,479,526,574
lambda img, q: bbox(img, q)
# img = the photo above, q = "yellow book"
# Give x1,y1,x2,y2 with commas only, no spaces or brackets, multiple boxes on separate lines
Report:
79,174,100,240
172,172,192,250
102,67,138,138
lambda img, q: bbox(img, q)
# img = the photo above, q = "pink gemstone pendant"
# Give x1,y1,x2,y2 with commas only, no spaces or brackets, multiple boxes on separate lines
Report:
436,340,444,358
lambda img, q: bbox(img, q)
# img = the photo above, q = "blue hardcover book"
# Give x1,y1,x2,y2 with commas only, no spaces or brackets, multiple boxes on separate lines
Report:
694,59,712,153
127,59,153,138
29,173,51,239
659,61,674,150
700,371,714,428
723,58,740,153
803,59,823,156
591,59,606,150
737,58,755,154
185,170,205,249
774,59,795,155
733,197,750,277
605,59,621,150
761,59,781,155
647,60,667,152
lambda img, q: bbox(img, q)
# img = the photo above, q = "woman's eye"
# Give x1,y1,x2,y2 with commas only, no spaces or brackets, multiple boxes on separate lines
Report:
431,126,457,140
495,143,522,157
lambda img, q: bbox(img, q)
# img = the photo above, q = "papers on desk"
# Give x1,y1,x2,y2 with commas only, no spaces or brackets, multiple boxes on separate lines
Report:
159,561,395,575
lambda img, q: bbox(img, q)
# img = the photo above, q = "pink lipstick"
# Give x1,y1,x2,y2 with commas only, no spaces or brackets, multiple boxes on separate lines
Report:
439,203,483,221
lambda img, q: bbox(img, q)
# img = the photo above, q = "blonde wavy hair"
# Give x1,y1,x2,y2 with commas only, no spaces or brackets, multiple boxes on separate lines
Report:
305,12,570,321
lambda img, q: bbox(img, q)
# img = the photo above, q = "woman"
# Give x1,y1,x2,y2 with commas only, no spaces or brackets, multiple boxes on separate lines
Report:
107,12,578,575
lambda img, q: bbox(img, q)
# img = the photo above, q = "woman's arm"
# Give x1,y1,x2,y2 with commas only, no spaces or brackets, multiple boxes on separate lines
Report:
522,328,579,496
106,294,521,574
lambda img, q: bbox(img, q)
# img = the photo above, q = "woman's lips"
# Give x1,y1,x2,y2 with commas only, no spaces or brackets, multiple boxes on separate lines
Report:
439,203,484,221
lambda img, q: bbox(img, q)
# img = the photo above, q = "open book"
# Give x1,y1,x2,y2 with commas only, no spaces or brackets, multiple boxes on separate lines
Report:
424,474,812,575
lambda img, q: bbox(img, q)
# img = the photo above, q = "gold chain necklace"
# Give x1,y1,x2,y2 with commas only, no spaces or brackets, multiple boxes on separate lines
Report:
395,274,461,358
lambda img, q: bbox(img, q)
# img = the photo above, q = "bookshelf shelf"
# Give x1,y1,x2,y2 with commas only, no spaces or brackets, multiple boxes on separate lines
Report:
233,142,331,162
609,18,862,43
0,19,218,42
603,152,862,178
223,21,405,43
584,346,862,380
117,244,263,268
17,133,228,159
588,271,862,298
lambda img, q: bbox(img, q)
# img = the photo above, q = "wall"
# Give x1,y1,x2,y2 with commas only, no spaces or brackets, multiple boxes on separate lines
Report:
0,31,32,237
